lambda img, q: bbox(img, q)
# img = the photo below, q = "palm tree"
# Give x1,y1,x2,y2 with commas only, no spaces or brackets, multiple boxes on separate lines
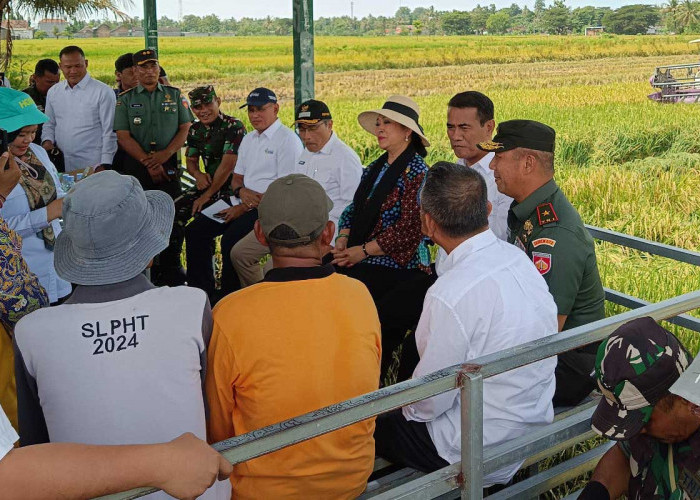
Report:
675,0,700,33
1,0,129,70
663,0,681,32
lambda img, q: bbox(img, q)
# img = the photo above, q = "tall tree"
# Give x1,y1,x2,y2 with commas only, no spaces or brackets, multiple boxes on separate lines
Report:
441,10,472,35
1,0,126,69
675,0,700,32
602,4,660,34
542,0,572,34
486,11,511,34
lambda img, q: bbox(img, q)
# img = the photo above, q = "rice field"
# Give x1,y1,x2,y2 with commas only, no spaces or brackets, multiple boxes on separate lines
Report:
10,35,700,340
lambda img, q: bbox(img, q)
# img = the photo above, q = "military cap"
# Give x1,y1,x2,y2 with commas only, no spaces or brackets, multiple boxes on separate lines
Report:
188,85,217,107
477,119,555,153
115,53,134,73
258,174,333,245
295,99,332,124
240,87,277,109
591,317,691,441
133,49,158,66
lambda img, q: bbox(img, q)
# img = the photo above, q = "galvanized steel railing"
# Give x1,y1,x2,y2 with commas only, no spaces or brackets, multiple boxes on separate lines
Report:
99,229,700,500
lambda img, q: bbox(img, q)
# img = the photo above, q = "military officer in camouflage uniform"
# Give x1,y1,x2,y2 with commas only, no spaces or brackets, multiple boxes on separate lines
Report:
581,317,700,500
113,48,193,286
480,119,605,407
184,85,247,293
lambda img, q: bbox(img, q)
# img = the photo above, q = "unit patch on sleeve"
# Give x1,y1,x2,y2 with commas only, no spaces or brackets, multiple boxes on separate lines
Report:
532,238,556,248
536,203,558,226
532,252,552,275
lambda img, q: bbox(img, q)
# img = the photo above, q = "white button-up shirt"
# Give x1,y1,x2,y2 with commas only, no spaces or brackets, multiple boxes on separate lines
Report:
403,229,558,487
458,153,512,241
0,403,18,462
0,144,71,303
43,73,117,170
294,132,362,238
234,118,303,193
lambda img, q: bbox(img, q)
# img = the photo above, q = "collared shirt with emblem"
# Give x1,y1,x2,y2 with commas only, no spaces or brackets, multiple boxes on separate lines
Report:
185,113,246,178
294,132,362,238
233,118,303,193
403,229,558,487
113,83,194,152
43,73,117,169
619,430,700,499
507,178,605,331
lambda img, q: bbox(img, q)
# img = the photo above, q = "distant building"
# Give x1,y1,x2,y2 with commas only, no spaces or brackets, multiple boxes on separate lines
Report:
38,18,67,34
585,26,604,36
647,25,663,35
94,23,111,38
395,24,416,35
110,25,132,37
0,20,34,40
74,26,94,39
158,26,182,37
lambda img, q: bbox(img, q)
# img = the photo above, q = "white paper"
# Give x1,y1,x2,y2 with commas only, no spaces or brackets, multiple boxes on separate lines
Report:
200,196,242,223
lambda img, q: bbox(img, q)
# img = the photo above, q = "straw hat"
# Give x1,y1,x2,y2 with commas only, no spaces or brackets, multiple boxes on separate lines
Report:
358,95,430,147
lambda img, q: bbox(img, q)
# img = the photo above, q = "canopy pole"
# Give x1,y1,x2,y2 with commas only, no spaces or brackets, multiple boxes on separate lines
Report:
293,0,315,108
143,0,158,52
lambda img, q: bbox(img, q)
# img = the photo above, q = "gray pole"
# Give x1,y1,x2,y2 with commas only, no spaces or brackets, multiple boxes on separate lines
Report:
293,0,315,109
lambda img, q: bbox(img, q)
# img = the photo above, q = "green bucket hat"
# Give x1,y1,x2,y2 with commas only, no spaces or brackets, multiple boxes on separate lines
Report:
0,87,49,133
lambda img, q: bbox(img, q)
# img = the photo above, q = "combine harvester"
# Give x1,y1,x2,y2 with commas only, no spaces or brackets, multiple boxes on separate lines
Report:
649,39,700,103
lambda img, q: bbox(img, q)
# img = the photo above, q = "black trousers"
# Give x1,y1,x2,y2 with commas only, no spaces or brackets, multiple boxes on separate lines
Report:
374,410,448,473
337,264,434,382
119,153,184,286
553,347,597,407
184,208,258,302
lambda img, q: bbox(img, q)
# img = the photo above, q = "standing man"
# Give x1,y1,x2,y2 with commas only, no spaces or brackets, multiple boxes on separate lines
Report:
42,46,116,172
22,59,60,145
446,91,512,241
375,162,557,490
484,120,605,407
183,85,246,290
185,87,301,300
207,174,380,498
114,52,137,97
230,99,361,288
113,49,193,286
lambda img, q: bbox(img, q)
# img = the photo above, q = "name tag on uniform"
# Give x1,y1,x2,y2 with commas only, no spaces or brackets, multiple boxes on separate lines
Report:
130,103,143,108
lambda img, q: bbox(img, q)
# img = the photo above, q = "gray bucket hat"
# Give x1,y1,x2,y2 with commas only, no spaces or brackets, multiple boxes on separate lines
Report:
54,170,175,286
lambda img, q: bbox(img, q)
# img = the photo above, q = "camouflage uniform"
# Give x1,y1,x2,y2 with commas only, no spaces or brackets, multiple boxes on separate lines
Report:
591,317,697,500
185,98,245,194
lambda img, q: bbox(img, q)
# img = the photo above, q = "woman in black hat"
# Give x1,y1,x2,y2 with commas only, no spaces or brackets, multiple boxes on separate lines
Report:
332,95,431,381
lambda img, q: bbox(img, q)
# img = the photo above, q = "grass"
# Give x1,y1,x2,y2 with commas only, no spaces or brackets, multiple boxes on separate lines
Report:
10,34,700,495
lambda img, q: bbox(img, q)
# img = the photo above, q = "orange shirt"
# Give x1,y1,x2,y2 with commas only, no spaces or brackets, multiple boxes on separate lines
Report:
206,266,381,500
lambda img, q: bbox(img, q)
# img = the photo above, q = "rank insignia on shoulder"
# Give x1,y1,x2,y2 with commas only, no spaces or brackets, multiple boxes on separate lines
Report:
536,203,558,226
477,140,503,151
532,252,552,275
532,238,556,248
524,219,534,236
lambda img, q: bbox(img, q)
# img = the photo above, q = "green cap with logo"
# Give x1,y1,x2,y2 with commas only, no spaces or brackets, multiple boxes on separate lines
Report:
258,174,333,245
591,317,691,441
188,85,217,107
477,119,556,154
0,87,49,133
295,99,332,124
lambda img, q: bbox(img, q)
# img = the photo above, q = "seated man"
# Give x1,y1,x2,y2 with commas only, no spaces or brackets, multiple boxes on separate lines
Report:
206,174,380,499
185,87,301,301
13,171,228,499
375,162,558,489
230,99,361,287
581,317,697,500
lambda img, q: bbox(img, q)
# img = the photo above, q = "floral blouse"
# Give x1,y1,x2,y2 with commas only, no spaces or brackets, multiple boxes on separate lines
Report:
339,152,428,270
0,217,49,331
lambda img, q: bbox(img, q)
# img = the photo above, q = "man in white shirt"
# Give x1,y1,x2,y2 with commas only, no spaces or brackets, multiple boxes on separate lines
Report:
42,45,117,171
184,87,302,301
374,161,558,490
230,99,362,288
446,91,512,241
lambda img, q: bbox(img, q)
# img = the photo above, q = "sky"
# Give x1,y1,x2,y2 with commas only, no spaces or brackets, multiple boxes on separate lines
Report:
127,0,661,21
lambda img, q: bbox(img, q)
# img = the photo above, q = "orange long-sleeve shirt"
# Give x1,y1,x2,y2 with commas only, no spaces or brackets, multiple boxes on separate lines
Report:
206,266,381,500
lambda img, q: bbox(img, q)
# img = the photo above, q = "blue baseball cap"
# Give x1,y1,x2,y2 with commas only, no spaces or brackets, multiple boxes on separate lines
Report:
0,88,49,133
240,87,277,109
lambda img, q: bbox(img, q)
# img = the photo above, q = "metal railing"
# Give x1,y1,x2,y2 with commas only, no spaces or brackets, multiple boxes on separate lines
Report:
102,229,700,500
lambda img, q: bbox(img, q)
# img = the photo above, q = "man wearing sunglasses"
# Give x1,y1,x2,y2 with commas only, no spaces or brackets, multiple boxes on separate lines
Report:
230,99,362,288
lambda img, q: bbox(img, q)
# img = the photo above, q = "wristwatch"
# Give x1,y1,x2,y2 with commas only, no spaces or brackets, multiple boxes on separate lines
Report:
362,243,370,258
232,186,242,198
